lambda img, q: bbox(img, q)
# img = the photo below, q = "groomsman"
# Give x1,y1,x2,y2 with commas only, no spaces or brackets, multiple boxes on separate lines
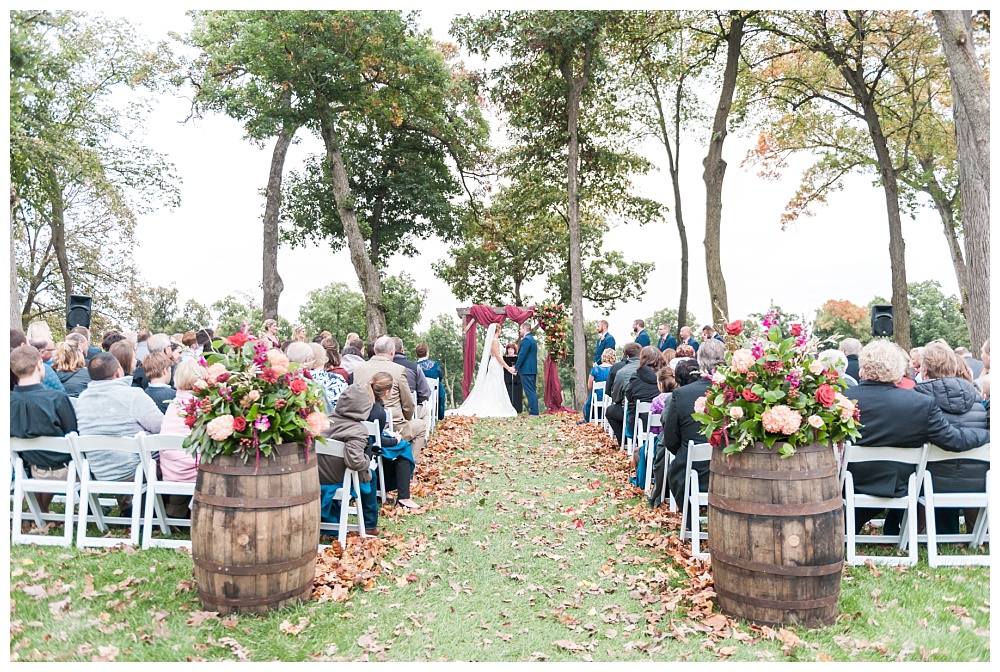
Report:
656,323,677,352
678,325,699,353
594,320,615,365
514,323,539,416
633,319,651,347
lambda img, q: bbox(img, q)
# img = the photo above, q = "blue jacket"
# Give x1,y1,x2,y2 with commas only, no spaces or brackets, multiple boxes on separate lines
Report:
657,335,677,352
680,337,699,353
635,330,651,347
514,333,537,375
594,333,616,364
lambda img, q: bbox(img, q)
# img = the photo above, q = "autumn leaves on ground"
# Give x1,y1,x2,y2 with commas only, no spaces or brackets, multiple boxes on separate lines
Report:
9,416,990,662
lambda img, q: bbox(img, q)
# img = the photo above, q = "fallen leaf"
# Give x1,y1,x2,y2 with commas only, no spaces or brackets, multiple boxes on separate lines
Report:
186,611,220,627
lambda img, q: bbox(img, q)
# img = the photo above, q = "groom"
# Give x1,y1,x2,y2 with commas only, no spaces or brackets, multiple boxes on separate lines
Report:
514,322,539,416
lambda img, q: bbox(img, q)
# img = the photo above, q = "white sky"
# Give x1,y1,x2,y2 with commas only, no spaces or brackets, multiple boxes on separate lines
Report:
50,7,974,339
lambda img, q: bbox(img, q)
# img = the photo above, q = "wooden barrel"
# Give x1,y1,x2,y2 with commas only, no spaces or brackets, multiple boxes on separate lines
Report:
191,442,320,615
707,441,844,628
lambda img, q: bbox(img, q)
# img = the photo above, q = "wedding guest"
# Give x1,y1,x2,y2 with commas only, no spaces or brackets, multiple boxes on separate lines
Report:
133,333,172,389
844,340,989,535
955,345,985,380
159,359,209,490
664,339,726,511
660,347,677,370
976,337,990,395
110,340,136,377
840,337,862,382
70,326,102,361
321,337,351,381
648,365,680,506
582,347,616,423
656,323,677,352
135,329,152,364
913,341,990,535
196,328,214,354
288,342,346,412
416,342,448,420
29,338,55,366
367,371,420,511
102,330,126,352
393,337,431,405
625,346,666,466
605,342,642,444
26,320,53,344
261,319,281,349
10,345,77,513
678,325,699,353
52,341,91,397
142,353,176,414
346,333,361,349
65,332,90,359
341,346,365,379
633,319,651,347
701,325,725,343
896,342,918,389
594,320,616,365
818,349,858,387
671,343,696,371
318,381,380,535
181,330,199,359
909,347,925,382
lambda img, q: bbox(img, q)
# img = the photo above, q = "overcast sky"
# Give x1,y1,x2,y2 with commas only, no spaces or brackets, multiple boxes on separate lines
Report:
107,7,966,341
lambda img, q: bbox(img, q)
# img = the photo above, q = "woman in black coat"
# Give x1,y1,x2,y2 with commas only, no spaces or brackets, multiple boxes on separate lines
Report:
913,342,990,535
624,346,666,467
52,342,90,397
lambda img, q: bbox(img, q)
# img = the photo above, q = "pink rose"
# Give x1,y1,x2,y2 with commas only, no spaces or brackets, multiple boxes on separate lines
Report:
808,359,825,375
306,411,329,434
207,363,228,379
729,406,744,420
694,397,707,414
267,350,289,376
807,415,824,429
206,415,235,441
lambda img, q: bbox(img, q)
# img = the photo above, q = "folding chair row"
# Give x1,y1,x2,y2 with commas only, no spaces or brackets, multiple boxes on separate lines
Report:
426,378,440,435
588,382,606,424
315,438,368,546
11,433,195,549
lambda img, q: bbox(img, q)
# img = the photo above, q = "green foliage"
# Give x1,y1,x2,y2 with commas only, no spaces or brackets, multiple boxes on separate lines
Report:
416,313,464,409
812,299,872,347
872,281,970,350
298,273,425,344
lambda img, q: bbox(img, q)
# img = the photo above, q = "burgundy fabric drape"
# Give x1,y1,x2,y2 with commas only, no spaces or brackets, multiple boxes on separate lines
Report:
461,305,536,401
543,355,575,414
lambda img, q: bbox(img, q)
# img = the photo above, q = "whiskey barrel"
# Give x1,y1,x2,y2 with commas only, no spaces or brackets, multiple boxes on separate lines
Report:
708,442,844,627
191,443,320,615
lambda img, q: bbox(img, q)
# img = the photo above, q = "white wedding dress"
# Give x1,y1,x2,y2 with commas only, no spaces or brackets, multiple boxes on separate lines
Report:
448,323,518,418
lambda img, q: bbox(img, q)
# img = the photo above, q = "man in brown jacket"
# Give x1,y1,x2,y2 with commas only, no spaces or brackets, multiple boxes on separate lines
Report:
319,383,378,534
351,335,427,461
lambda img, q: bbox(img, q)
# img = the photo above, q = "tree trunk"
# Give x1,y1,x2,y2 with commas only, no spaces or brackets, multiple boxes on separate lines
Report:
561,51,590,411
671,155,689,333
935,10,990,355
702,13,744,328
262,123,295,323
48,178,73,300
319,116,387,342
10,185,22,330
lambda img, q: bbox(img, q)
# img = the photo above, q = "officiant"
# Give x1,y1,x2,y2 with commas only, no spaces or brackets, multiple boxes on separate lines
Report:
503,342,523,413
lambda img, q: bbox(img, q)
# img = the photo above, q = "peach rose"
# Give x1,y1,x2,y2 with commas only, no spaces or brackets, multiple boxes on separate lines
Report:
730,349,756,374
267,350,290,376
306,411,330,434
807,415,824,429
808,359,825,375
206,415,235,441
729,406,744,420
694,396,707,414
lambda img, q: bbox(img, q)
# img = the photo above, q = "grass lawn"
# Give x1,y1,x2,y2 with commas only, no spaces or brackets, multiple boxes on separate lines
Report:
9,415,991,661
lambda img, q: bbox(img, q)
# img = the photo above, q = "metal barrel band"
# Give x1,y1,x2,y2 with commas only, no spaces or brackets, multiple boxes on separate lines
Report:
710,462,839,480
193,490,319,509
197,582,313,608
714,585,840,611
198,459,315,476
733,442,834,455
193,549,316,576
709,547,844,577
708,493,843,516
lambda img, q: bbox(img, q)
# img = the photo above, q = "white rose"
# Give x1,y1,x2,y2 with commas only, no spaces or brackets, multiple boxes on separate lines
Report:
730,406,744,420
808,359,825,375
712,371,726,385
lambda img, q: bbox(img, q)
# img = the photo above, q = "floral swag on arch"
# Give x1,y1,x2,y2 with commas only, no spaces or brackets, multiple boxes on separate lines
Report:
456,304,574,414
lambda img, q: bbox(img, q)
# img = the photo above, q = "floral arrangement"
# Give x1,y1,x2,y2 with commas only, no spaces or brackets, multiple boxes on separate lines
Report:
693,311,862,457
536,303,569,361
181,329,330,464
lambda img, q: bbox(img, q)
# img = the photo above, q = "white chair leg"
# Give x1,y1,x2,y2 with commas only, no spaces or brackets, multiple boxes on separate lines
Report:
76,470,91,547
906,480,919,566
845,474,858,565
354,472,367,538
61,477,75,547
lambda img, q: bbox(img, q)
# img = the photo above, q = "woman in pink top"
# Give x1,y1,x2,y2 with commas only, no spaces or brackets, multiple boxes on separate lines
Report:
158,359,208,482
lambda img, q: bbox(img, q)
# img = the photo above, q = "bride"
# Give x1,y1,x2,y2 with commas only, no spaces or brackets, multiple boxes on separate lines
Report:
448,323,518,418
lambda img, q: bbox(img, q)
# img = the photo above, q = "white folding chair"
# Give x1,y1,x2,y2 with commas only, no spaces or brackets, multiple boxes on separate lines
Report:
619,395,631,452
643,414,662,494
361,420,387,503
915,443,990,567
842,443,927,566
427,378,440,435
679,440,712,560
70,433,147,548
138,433,195,549
10,436,77,546
589,382,606,424
316,438,367,546
658,445,678,512
629,401,652,459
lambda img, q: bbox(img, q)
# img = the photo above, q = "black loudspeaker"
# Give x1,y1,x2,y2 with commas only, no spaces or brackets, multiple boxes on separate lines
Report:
870,304,893,337
67,294,92,330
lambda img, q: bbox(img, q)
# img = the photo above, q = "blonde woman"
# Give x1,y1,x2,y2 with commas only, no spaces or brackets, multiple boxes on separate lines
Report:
159,359,209,482
261,319,281,349
52,341,90,396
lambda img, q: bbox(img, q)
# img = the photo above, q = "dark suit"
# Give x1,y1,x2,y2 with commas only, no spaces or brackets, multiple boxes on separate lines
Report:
663,377,713,509
844,354,860,382
846,380,990,533
657,334,677,352
594,332,615,364
514,333,539,415
635,329,651,348
680,337,699,353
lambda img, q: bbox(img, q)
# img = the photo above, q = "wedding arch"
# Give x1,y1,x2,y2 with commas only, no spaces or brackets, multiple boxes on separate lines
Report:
455,305,574,413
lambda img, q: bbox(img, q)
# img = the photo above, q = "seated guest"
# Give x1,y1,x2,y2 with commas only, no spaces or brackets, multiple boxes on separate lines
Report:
196,329,214,354
142,353,176,414
648,366,680,506
625,345,665,444
909,347,924,382
29,338,55,366
664,339,726,511
110,340,137,378
393,337,431,406
605,342,642,444
287,342,347,412
367,372,420,510
913,342,990,535
181,330,199,359
582,347,616,423
65,331,90,358
132,333,172,389
102,330,125,352
660,347,676,369
340,345,365,379
818,349,857,387
345,333,361,348
75,353,164,516
353,336,427,462
321,337,351,381
976,337,990,394
840,337,862,382
26,320,53,344
415,342,448,420
12,329,65,393
318,381,380,535
52,341,91,397
670,343,696,371
70,326,102,361
135,329,152,364
10,345,78,513
159,359,209,478
955,346,985,379
844,340,990,535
